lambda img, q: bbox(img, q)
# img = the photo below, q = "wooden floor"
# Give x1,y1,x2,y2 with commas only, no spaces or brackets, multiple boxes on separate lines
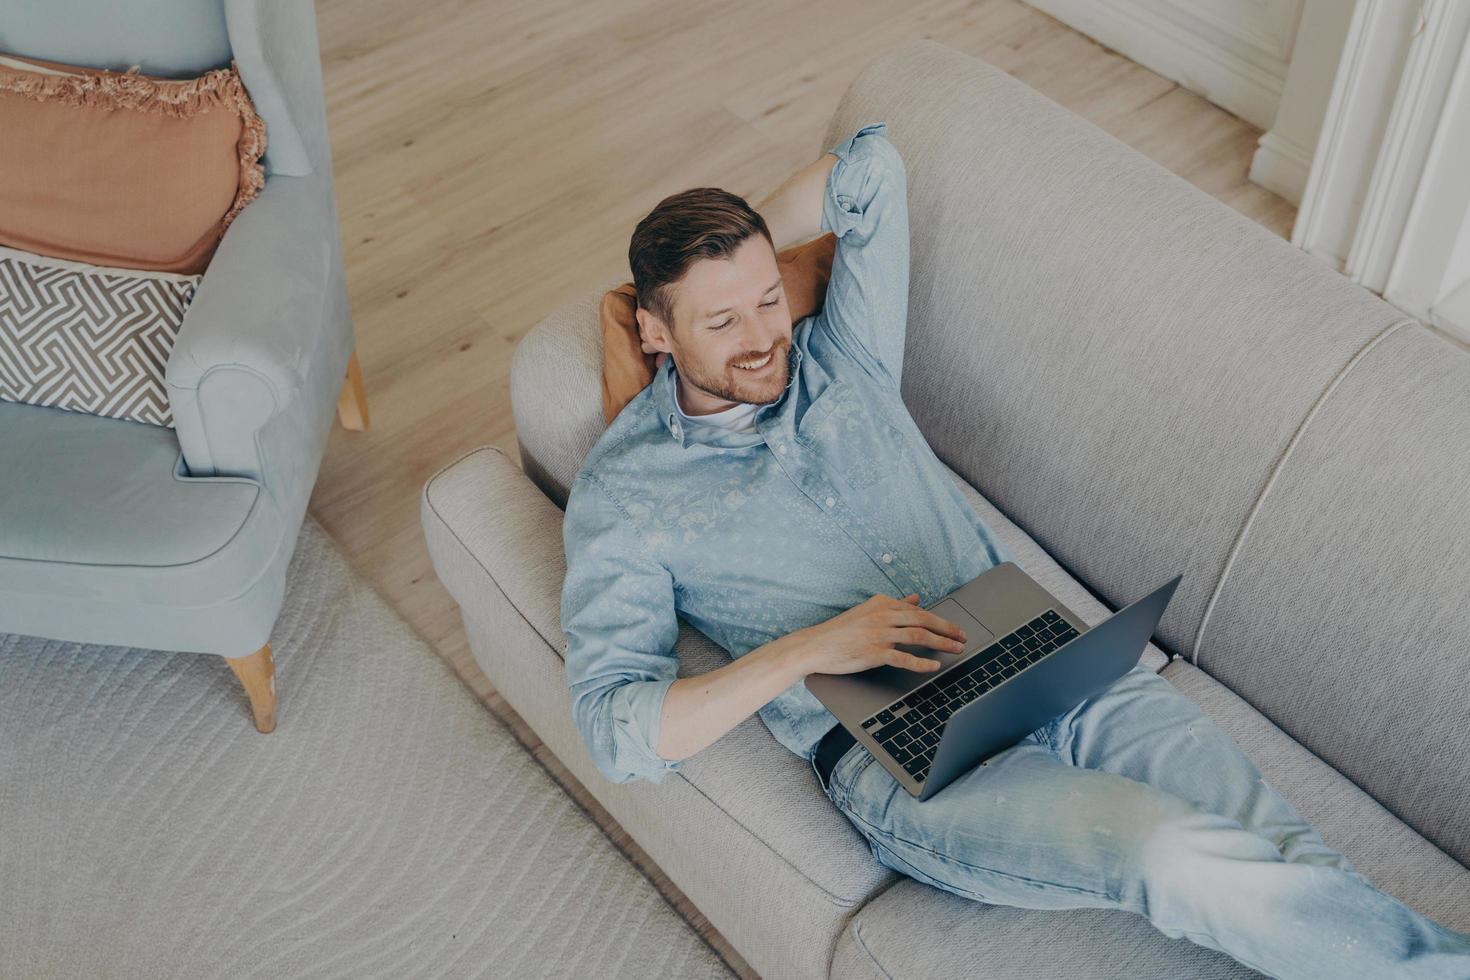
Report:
309,1,1295,975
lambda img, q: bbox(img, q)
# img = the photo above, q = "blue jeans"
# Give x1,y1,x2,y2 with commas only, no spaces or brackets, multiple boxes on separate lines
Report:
812,662,1470,979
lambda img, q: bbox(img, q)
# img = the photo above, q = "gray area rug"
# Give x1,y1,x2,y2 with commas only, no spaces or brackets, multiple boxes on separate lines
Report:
0,519,733,980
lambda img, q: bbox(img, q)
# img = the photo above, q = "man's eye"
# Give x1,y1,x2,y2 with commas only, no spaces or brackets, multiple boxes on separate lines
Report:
713,319,732,330
761,298,779,308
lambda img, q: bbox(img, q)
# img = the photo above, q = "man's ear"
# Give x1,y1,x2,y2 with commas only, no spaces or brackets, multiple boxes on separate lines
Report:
635,307,673,356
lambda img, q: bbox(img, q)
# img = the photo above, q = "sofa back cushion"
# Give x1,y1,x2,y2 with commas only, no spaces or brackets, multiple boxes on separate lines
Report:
511,38,1412,656
809,41,1410,660
1194,323,1470,865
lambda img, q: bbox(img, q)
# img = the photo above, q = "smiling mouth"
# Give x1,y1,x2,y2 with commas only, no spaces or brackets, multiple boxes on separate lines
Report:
733,350,775,372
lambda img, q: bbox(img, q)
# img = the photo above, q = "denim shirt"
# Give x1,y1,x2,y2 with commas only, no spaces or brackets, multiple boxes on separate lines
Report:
560,121,1017,785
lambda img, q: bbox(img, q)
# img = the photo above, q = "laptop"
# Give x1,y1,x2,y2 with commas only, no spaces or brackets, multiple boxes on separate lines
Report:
805,561,1182,800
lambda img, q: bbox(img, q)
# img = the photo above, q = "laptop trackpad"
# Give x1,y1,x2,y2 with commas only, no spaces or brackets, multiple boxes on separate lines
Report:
895,598,995,668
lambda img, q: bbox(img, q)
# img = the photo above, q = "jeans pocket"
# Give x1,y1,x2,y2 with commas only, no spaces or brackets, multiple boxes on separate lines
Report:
829,744,873,799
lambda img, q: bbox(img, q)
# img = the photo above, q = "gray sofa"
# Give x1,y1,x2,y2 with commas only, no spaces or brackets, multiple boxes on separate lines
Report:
421,39,1470,979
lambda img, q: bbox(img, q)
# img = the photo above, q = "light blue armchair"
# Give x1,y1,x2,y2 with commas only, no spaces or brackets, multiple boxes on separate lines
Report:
0,0,365,732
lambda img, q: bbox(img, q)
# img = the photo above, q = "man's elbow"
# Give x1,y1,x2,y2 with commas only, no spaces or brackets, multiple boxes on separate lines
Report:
591,757,645,786
585,744,679,786
570,685,682,786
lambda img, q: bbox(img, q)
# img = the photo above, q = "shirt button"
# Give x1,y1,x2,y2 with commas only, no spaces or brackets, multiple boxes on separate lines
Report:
671,423,681,437
825,496,835,508
777,443,788,455
881,553,893,564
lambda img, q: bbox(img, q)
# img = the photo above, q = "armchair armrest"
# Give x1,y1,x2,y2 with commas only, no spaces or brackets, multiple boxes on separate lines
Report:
166,172,334,479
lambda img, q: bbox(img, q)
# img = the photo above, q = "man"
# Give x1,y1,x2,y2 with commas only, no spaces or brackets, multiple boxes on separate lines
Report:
559,122,1470,978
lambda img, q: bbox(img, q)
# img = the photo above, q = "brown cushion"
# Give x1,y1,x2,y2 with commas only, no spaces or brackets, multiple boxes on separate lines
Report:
600,232,836,424
0,53,265,275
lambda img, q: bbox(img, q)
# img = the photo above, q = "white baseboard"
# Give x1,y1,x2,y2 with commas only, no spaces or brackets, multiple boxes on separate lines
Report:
1023,0,1290,130
1248,130,1314,204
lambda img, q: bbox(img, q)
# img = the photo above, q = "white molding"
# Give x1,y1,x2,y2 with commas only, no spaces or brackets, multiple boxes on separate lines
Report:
1383,6,1470,339
1248,129,1314,202
1291,0,1420,270
1292,0,1470,346
1429,277,1470,344
1346,1,1470,291
1022,0,1293,129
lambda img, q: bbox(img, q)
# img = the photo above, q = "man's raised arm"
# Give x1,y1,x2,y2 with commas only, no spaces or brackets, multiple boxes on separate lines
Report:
761,122,911,391
817,122,911,390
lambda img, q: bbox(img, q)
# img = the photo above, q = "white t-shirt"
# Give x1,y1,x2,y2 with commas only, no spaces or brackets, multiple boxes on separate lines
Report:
674,380,760,434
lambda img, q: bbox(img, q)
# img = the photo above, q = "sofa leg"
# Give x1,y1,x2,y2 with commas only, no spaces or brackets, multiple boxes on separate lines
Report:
225,643,278,733
337,350,370,431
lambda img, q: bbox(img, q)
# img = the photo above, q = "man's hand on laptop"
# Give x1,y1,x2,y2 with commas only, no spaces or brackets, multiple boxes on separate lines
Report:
789,594,968,677
652,596,966,763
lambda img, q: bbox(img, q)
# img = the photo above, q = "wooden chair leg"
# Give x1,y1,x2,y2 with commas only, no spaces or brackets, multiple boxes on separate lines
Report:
225,643,278,733
337,350,370,431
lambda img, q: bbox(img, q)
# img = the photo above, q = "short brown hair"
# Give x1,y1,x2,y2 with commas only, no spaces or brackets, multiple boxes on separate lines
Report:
628,187,773,331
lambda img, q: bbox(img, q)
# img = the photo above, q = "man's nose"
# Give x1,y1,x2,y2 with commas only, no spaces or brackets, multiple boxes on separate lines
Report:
736,325,778,357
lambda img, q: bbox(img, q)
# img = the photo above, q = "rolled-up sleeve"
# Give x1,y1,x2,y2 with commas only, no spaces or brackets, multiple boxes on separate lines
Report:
560,473,685,785
818,120,911,391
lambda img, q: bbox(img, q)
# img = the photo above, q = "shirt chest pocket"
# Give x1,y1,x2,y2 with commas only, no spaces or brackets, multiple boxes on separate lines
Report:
795,379,909,491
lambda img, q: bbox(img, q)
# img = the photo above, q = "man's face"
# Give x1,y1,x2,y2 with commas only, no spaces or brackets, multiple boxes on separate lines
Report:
636,235,793,415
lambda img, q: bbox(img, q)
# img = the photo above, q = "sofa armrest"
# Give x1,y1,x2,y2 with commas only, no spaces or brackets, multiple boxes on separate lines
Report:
165,173,334,479
422,444,903,948
421,446,571,656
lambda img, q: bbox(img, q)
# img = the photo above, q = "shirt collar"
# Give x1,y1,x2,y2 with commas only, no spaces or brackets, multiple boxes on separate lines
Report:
654,343,803,448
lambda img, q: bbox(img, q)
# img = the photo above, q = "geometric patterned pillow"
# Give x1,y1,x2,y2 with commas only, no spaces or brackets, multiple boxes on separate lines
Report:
0,245,200,428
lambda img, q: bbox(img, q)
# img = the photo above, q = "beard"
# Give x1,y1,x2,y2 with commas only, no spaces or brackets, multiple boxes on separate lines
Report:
677,337,790,407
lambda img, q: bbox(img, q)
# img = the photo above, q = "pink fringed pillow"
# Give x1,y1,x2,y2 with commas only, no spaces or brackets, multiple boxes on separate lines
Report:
0,52,266,275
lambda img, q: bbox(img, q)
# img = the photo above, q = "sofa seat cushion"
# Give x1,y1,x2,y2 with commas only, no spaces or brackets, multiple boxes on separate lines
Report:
832,879,1258,979
830,660,1469,979
0,400,278,606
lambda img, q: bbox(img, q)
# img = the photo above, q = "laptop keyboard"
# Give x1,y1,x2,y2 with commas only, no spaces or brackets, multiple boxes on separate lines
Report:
859,609,1081,784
